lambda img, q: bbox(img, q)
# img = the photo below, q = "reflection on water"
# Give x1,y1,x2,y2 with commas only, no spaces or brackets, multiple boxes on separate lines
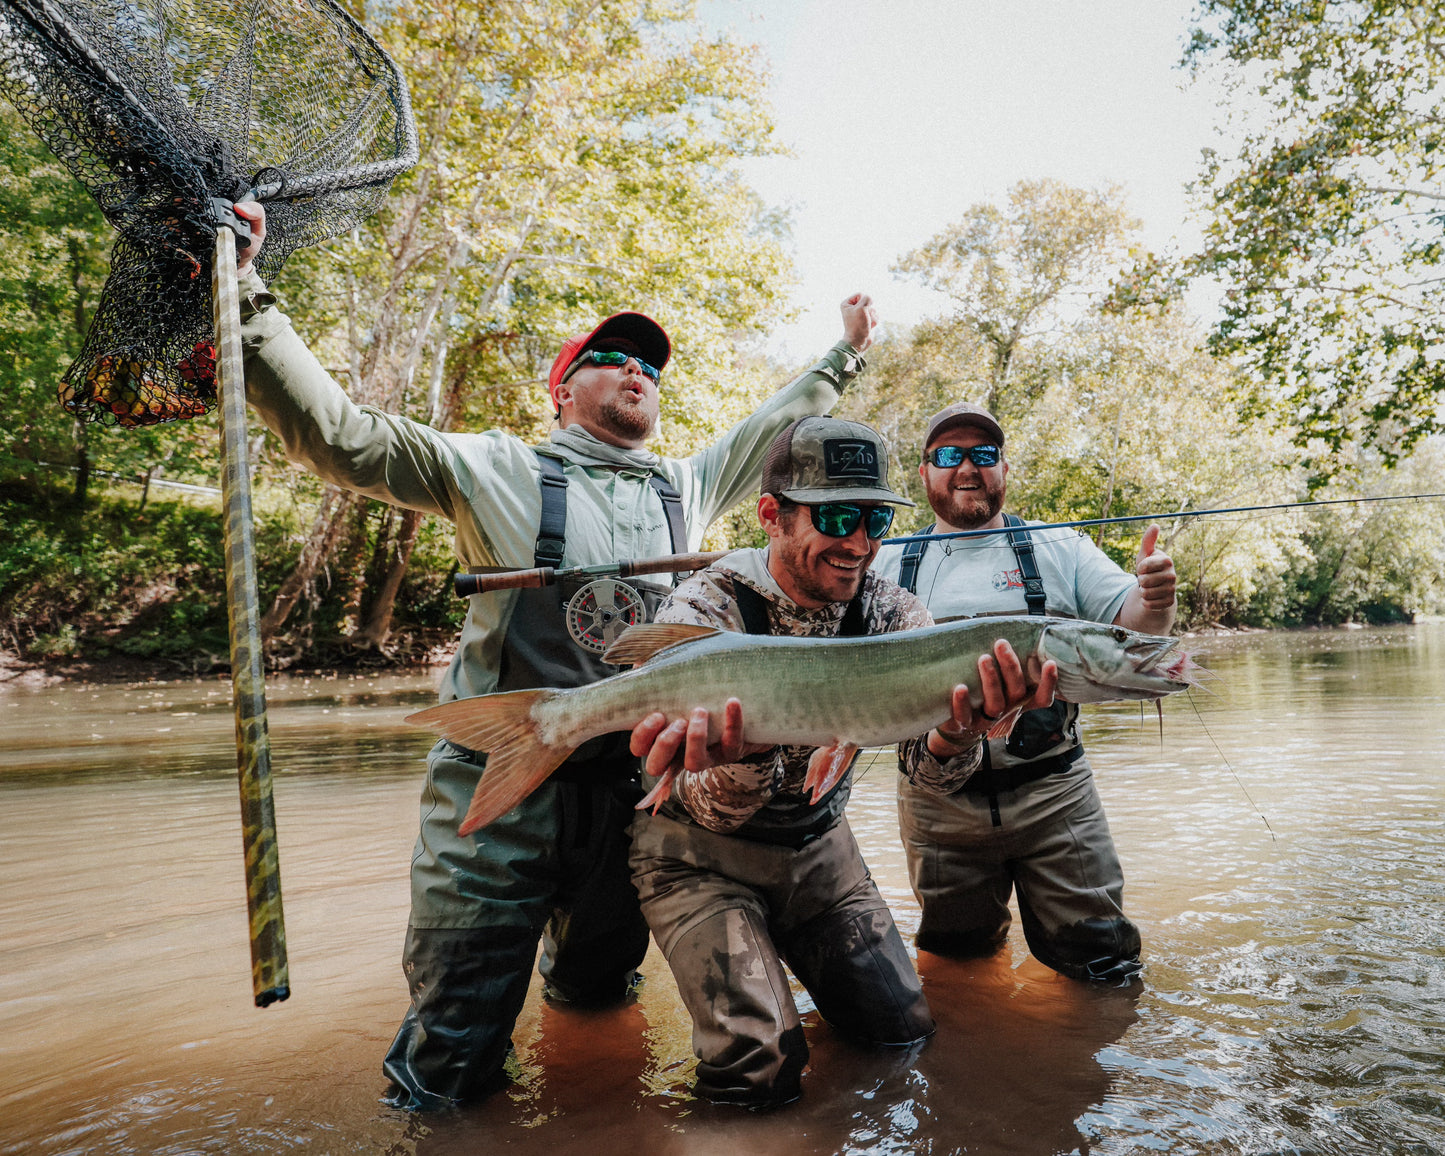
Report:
2,626,1443,1154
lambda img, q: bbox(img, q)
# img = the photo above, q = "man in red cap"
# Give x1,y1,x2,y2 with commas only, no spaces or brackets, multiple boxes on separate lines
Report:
231,201,878,1108
875,402,1177,985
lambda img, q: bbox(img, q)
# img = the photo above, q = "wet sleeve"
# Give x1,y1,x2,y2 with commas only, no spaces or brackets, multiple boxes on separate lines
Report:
671,750,786,833
899,734,984,795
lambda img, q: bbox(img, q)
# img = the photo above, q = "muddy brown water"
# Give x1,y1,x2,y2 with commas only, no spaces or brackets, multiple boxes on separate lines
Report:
1,625,1442,1155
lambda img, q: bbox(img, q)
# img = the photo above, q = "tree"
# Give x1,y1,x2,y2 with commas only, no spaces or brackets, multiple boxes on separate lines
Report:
1183,1,1445,480
892,179,1137,421
254,0,795,652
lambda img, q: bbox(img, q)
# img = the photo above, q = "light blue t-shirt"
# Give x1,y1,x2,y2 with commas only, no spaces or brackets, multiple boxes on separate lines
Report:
874,520,1135,625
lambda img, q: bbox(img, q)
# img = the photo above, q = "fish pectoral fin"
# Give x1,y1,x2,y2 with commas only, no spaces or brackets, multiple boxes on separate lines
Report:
405,690,575,836
636,769,676,815
805,741,860,804
601,622,721,666
985,709,1022,742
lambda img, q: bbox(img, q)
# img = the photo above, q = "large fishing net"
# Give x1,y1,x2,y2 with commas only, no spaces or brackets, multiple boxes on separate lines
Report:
0,0,417,426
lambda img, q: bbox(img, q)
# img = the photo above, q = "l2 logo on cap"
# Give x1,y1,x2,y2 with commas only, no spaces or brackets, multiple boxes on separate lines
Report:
824,439,879,481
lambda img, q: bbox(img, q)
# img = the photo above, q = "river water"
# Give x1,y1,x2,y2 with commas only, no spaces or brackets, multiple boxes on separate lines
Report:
1,624,1442,1155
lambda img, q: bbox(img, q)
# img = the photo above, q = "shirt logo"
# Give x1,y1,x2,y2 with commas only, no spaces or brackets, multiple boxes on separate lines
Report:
992,568,1024,591
823,439,879,481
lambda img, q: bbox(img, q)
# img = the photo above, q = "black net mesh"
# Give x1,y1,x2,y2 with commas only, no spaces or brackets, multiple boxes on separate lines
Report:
0,0,416,426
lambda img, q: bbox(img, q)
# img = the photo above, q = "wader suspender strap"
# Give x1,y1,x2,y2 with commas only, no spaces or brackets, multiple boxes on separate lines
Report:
897,524,934,595
532,455,687,570
648,474,687,559
732,581,867,637
534,455,569,568
1004,513,1047,616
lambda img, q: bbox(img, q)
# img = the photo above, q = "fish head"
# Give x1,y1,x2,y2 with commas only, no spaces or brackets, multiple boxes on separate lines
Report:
1037,620,1197,704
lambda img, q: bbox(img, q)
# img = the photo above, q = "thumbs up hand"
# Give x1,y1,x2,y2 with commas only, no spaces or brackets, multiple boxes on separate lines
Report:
1134,524,1177,612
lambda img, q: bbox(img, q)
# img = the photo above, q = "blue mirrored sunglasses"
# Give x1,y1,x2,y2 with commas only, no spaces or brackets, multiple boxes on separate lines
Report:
927,443,1001,468
577,348,661,382
809,502,895,539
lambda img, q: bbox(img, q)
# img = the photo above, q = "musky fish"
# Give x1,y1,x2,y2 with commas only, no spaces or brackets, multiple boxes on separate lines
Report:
407,615,1198,837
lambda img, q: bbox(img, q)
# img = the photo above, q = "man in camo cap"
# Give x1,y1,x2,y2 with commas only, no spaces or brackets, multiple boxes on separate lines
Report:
625,415,1058,1106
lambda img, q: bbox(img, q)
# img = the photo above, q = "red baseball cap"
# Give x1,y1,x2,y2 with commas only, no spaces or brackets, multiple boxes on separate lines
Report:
546,312,671,409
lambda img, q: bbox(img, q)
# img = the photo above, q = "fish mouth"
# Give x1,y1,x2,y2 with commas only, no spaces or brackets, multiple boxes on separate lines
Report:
1125,635,1182,673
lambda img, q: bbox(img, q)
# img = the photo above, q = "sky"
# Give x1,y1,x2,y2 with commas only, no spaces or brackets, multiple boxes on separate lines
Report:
698,0,1226,359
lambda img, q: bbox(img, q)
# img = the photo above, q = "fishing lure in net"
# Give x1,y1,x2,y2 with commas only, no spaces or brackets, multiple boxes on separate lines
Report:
0,0,418,426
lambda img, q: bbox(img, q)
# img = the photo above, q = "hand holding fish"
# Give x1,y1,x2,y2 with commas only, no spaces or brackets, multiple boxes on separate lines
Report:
927,639,1061,758
630,697,772,777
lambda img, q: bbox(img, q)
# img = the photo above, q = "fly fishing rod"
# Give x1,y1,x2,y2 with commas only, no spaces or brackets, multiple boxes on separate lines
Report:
455,490,1445,597
454,551,729,597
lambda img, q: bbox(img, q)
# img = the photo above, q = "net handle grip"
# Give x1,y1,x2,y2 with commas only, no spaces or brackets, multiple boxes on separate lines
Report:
209,199,254,252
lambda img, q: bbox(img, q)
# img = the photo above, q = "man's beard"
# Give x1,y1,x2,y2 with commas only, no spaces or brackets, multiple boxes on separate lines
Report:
774,534,869,606
597,396,654,441
930,477,1005,529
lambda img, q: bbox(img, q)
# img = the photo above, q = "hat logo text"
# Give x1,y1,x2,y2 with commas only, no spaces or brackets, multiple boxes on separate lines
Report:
823,439,879,481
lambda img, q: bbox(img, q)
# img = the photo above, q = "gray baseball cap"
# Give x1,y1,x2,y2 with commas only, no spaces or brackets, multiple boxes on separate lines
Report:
760,416,915,506
923,401,1005,449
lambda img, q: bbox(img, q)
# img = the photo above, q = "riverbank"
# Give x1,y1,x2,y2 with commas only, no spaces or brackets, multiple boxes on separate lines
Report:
0,641,454,690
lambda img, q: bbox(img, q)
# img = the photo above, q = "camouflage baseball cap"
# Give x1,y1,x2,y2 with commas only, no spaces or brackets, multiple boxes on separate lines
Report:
760,417,915,506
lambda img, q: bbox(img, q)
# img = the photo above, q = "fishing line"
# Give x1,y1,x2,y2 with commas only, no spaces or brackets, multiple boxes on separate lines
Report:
1183,687,1277,843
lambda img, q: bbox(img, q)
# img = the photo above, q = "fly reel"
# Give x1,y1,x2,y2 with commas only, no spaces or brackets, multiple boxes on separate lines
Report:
566,579,647,654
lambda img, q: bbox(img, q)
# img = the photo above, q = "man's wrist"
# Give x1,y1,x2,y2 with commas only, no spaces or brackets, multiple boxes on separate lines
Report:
927,726,982,759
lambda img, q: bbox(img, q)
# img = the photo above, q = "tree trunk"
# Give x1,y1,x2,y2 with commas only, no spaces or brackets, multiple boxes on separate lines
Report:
260,484,361,636
70,419,90,508
354,506,425,649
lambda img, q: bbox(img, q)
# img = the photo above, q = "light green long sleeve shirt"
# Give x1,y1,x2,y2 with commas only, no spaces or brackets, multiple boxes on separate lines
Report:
238,272,864,703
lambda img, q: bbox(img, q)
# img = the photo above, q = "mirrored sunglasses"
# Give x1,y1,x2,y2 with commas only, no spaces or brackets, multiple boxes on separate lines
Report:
809,502,895,540
575,348,661,383
927,443,1001,468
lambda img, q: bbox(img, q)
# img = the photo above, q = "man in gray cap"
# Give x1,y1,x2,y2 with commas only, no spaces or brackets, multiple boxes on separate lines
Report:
875,402,1177,984
625,415,1058,1106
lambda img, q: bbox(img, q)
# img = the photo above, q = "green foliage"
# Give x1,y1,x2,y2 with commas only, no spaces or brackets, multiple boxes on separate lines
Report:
849,178,1445,629
1184,0,1445,479
2,479,242,664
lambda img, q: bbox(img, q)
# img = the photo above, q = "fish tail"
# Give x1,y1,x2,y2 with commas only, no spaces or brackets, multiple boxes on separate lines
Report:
405,690,575,836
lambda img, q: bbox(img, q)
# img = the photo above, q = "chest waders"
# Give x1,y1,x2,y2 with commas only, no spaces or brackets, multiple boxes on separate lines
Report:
495,453,687,778
381,455,685,1110
898,516,1081,826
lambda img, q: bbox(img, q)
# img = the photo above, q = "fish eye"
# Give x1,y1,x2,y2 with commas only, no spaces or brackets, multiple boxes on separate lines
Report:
1112,627,1129,643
